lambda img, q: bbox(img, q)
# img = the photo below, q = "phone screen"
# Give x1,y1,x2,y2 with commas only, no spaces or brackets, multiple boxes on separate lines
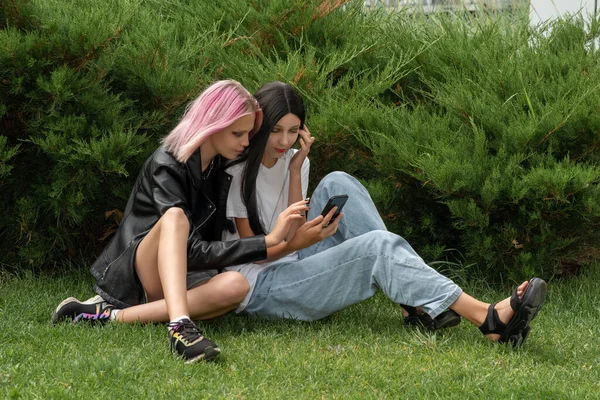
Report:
320,195,348,219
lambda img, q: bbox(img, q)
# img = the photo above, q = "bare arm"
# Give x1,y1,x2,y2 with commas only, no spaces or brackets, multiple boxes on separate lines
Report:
235,205,343,264
235,217,296,262
286,127,314,240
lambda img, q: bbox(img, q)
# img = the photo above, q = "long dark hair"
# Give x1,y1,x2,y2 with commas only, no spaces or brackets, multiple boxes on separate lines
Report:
242,81,306,235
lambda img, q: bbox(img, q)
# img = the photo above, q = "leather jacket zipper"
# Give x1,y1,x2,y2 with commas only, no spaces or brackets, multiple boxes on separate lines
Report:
101,241,133,280
192,201,215,234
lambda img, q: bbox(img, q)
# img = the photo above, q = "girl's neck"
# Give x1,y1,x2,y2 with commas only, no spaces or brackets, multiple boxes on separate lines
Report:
261,154,278,169
200,144,217,172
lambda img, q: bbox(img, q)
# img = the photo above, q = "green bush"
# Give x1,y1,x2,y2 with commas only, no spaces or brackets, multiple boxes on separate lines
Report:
350,13,600,280
1,0,599,281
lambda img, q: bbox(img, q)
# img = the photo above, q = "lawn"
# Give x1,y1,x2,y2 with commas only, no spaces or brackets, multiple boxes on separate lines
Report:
1,266,599,399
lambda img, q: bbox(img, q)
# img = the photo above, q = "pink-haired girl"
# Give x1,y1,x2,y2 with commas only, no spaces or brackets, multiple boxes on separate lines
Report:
52,80,308,363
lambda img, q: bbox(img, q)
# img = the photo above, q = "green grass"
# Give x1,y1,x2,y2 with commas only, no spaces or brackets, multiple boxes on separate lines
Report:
1,268,600,399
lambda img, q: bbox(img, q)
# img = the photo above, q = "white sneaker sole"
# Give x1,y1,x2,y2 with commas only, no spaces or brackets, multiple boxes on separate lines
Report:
185,346,221,364
51,295,106,323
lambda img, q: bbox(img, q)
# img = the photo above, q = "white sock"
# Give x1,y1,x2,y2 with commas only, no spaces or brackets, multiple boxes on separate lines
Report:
109,309,120,321
168,315,191,330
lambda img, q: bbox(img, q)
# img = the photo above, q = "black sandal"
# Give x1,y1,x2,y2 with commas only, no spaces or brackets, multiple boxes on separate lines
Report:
478,277,547,346
403,305,461,332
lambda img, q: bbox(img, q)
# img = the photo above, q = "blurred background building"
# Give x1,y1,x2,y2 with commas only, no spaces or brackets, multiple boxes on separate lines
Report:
363,0,599,22
363,0,529,13
530,0,597,24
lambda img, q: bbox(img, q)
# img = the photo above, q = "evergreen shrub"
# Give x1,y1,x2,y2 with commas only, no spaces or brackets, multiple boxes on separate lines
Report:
350,13,600,280
1,0,599,281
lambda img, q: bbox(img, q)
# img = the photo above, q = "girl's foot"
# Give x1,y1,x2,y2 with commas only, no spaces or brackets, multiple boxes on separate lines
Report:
168,318,221,363
51,295,116,324
484,281,527,341
479,278,547,345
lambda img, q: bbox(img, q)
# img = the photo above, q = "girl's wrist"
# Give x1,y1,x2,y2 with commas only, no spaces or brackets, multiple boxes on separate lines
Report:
282,241,292,253
282,240,293,253
265,233,278,248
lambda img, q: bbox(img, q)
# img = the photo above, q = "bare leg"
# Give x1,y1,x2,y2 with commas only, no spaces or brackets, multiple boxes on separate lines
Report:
116,271,250,323
134,207,190,320
450,281,528,341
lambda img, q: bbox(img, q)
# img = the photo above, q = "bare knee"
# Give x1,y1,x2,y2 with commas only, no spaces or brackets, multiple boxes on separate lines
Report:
135,207,189,301
160,207,189,233
214,272,250,307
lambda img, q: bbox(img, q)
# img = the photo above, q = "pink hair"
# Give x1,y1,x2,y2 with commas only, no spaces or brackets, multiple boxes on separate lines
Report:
162,80,262,162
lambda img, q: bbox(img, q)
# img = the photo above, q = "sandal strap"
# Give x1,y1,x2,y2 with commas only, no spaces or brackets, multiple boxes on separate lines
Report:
510,286,520,312
510,278,534,312
478,303,508,335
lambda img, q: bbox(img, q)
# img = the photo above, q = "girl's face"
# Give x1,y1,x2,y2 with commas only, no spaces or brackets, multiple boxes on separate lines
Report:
263,113,301,163
208,113,255,160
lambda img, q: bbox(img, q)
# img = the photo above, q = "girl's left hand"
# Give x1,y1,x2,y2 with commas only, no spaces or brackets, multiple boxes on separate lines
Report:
265,199,310,247
289,126,315,172
286,207,342,252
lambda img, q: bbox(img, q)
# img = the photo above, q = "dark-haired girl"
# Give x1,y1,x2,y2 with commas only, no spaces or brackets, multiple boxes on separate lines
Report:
224,82,547,346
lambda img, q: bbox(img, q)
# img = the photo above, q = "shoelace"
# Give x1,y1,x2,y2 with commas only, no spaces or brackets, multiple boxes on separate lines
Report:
73,303,112,323
168,320,204,344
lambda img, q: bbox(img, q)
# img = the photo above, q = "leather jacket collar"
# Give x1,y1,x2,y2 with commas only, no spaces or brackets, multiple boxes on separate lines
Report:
185,149,223,189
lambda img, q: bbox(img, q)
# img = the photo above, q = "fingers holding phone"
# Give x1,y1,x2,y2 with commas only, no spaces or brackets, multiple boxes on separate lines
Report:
287,214,334,251
320,205,341,230
285,194,348,251
309,207,343,240
320,194,348,228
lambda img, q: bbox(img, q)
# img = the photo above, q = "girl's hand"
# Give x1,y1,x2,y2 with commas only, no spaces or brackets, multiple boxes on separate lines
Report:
286,206,343,251
289,126,314,172
264,199,309,247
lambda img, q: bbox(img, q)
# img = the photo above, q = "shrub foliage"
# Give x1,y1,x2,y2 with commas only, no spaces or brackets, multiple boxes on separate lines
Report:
1,0,599,280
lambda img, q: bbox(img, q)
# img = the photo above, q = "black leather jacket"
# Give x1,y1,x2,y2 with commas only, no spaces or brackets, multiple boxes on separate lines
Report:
90,147,266,309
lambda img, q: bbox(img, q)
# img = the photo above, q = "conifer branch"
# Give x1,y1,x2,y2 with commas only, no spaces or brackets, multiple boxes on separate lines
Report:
74,27,123,72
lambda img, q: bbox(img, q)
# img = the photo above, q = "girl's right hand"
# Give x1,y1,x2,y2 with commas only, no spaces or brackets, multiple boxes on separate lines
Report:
286,206,342,252
289,126,314,173
264,200,309,247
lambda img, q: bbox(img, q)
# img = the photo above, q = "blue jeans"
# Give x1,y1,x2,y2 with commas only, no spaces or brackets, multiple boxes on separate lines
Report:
244,172,463,320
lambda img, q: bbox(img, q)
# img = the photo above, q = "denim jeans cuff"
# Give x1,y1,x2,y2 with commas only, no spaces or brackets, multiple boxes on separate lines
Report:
428,286,463,319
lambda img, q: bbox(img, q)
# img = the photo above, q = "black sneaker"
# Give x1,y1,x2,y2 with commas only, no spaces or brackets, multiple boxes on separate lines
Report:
51,295,115,324
402,305,461,332
168,318,221,363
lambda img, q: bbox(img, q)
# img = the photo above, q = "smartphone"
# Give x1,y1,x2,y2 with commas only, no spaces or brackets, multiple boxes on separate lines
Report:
320,194,348,219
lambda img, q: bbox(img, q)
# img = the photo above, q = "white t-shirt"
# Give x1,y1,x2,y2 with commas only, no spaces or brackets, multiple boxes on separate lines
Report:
224,149,310,312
